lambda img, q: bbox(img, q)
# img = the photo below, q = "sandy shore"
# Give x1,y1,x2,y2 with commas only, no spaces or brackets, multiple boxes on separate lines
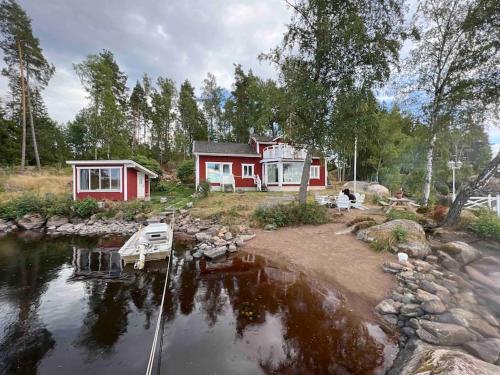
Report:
245,218,395,320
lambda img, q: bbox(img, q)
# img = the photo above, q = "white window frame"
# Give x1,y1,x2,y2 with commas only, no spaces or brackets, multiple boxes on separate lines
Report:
205,162,232,183
310,165,320,179
242,164,255,178
266,163,279,184
77,167,122,192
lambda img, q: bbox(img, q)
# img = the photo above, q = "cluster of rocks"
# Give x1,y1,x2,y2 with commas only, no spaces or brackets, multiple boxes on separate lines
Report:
374,238,500,372
0,213,141,236
174,210,255,260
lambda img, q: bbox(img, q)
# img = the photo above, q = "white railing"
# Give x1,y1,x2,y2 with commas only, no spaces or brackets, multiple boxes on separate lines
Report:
263,144,307,160
465,194,500,218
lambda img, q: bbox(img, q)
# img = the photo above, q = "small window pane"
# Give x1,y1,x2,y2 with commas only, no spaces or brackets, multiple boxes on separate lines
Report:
111,169,120,189
101,168,110,189
222,164,230,175
267,164,278,183
90,169,100,190
283,163,302,183
80,169,89,190
207,163,221,182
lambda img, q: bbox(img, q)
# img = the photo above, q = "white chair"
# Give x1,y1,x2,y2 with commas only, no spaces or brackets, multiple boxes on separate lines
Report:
351,193,366,210
337,194,351,211
315,193,331,206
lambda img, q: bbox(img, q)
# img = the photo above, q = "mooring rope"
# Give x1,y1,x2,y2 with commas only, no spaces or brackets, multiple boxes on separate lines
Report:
145,213,174,375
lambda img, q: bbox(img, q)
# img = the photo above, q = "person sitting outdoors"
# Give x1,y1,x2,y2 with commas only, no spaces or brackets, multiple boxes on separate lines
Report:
342,188,356,203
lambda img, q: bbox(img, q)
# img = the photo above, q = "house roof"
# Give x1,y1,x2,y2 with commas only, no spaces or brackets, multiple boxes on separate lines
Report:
250,134,275,143
66,160,158,178
193,141,260,157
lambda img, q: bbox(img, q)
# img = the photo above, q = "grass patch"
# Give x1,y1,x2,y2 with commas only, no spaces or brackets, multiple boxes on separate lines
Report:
469,209,500,242
370,224,408,253
386,210,423,223
253,202,329,228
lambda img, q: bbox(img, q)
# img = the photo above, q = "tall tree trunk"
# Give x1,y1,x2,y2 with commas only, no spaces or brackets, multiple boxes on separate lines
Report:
298,150,312,204
443,150,499,227
17,40,27,173
422,133,437,205
26,69,41,172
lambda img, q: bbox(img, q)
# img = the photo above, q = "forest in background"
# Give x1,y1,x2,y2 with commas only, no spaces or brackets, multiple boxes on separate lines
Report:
0,0,498,205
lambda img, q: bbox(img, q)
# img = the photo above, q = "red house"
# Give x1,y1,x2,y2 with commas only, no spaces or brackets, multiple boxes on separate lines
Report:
193,134,327,191
66,160,158,201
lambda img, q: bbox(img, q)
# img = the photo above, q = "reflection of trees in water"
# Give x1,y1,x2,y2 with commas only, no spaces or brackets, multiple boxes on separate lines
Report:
176,258,199,316
74,280,131,357
0,235,72,374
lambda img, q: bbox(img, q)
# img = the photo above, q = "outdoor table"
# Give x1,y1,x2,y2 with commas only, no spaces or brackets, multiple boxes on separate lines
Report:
385,197,420,213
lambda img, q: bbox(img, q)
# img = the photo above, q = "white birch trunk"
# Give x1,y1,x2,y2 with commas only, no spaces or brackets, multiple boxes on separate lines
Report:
422,134,436,204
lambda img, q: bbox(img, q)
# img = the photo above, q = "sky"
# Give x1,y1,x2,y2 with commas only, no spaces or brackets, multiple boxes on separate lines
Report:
0,0,498,156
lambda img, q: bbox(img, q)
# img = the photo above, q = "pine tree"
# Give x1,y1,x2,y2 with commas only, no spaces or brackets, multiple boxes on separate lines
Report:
177,80,206,156
0,0,55,171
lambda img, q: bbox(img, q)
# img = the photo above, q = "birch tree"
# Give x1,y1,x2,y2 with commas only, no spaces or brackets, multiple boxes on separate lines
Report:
264,0,404,203
400,0,499,204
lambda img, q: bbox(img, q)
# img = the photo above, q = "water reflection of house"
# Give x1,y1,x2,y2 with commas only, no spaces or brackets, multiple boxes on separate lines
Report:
72,247,123,277
263,267,298,286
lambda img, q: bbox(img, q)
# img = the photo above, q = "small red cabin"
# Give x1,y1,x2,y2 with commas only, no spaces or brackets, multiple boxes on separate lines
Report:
66,160,158,201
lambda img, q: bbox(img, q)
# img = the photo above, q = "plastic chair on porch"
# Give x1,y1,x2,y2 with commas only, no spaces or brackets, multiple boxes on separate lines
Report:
337,194,351,211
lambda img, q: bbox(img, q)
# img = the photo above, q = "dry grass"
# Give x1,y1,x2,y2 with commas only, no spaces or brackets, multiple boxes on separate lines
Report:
191,191,294,225
190,190,332,226
0,168,72,202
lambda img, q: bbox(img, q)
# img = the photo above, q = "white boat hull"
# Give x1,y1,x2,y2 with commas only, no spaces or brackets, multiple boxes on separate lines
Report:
119,222,173,266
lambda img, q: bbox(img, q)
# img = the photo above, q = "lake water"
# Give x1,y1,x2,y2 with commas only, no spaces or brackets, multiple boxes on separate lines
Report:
0,232,397,375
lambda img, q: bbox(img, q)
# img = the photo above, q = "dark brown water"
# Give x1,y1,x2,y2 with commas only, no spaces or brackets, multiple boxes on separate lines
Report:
0,233,397,375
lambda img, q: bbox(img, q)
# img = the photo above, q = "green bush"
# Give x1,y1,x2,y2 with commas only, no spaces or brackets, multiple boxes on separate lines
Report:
120,200,154,221
134,155,162,175
197,181,210,198
434,181,450,195
0,194,46,219
73,198,99,218
177,160,195,184
44,194,73,217
469,209,500,242
253,202,328,227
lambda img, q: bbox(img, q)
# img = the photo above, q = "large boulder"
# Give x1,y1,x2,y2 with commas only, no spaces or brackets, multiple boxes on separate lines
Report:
16,213,46,230
388,339,500,375
341,181,390,197
357,219,431,258
439,241,481,265
416,321,476,346
367,183,390,197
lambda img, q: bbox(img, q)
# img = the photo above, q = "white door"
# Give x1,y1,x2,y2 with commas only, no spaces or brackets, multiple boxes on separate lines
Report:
137,172,145,198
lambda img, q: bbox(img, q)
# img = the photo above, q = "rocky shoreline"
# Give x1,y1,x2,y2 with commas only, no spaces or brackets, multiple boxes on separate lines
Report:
355,219,500,373
0,210,256,259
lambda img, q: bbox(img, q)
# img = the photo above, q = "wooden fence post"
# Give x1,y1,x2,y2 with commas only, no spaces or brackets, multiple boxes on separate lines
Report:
488,194,492,208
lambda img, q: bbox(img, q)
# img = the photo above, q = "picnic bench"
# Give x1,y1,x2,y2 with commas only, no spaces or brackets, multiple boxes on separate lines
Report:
385,197,420,213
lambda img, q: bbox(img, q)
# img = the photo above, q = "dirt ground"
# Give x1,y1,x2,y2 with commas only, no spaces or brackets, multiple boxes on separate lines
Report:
245,208,395,321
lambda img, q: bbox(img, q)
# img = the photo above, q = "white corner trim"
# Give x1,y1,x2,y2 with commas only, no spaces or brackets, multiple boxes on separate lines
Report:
195,154,199,189
72,165,76,200
124,166,128,201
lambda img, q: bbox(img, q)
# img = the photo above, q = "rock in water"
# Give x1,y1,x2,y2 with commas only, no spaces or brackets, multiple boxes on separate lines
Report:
439,241,482,265
356,219,431,258
416,321,475,346
46,215,69,228
388,338,500,375
448,308,500,338
421,299,446,314
17,214,46,230
375,299,400,314
463,339,500,364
